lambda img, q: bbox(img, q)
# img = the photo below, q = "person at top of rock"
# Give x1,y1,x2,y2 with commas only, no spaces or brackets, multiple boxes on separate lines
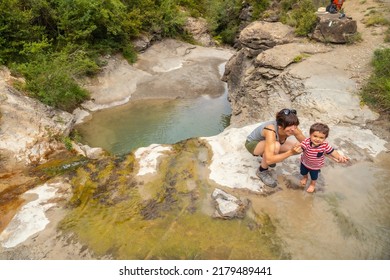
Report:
245,108,305,188
300,122,349,193
326,0,345,13
333,0,345,11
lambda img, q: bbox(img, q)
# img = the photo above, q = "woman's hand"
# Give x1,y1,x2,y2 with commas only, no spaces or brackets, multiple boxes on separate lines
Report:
291,143,303,155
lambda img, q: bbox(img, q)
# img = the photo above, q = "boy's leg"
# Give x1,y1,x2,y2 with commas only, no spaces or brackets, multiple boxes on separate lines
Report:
300,175,308,187
300,163,309,187
306,180,317,193
306,170,320,193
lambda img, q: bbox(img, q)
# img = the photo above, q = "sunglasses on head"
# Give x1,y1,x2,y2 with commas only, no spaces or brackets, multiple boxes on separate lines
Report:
281,109,297,115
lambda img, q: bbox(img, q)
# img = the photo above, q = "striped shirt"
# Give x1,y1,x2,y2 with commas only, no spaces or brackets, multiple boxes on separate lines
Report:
300,137,334,170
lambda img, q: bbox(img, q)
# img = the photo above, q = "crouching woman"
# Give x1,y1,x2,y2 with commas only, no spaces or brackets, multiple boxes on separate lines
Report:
245,109,305,187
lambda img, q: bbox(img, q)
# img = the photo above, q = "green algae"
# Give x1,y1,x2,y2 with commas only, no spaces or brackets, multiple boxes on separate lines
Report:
33,155,88,178
59,139,287,259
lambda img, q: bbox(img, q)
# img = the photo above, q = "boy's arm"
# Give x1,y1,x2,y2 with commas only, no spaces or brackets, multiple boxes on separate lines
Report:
329,150,349,163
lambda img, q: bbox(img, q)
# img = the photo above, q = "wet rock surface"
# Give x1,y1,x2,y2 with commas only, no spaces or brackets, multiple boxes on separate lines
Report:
211,188,250,219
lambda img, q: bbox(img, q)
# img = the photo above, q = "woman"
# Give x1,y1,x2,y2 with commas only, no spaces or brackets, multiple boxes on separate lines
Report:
245,109,305,188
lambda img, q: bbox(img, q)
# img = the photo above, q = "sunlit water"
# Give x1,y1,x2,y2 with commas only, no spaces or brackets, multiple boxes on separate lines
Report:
75,92,231,155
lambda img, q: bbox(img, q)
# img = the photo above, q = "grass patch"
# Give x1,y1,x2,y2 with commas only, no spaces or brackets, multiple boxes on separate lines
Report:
293,53,310,63
363,9,390,27
360,48,390,113
346,32,363,44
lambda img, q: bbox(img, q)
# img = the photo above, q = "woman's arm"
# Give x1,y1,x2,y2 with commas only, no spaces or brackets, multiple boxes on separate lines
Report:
293,126,306,142
263,126,299,165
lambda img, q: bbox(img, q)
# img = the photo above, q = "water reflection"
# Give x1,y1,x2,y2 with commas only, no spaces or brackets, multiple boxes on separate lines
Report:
75,92,231,155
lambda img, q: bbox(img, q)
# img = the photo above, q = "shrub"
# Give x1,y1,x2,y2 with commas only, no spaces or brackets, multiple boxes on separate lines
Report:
346,32,363,45
247,0,270,19
122,45,138,64
12,48,98,112
205,0,243,45
176,0,207,17
280,0,318,36
63,136,73,151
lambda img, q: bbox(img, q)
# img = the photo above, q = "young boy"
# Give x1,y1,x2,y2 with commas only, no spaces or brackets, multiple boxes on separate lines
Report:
300,123,349,193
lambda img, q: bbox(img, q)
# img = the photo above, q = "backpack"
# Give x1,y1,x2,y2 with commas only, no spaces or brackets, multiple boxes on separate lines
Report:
326,3,338,14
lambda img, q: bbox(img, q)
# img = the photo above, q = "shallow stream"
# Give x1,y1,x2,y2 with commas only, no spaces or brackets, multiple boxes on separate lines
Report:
75,93,231,155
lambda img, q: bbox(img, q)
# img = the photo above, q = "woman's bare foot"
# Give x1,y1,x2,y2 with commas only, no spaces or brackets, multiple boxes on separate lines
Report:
306,184,316,193
300,176,308,187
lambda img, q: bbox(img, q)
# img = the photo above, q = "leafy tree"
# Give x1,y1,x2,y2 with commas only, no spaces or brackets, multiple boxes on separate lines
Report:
0,0,47,64
54,0,129,47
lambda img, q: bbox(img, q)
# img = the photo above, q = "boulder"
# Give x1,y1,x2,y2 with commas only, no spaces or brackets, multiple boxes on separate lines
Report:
71,143,106,160
238,21,295,57
311,13,358,43
211,188,249,219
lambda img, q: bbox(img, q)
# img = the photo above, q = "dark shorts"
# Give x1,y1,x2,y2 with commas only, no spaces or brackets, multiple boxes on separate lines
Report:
300,163,320,180
245,140,259,155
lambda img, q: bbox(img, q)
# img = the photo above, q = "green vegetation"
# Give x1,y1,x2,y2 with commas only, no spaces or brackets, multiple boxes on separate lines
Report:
359,4,390,113
280,0,318,36
1,0,387,114
363,5,390,42
62,136,73,151
11,49,95,111
346,32,363,45
293,53,310,63
363,9,390,26
361,48,390,113
385,28,390,43
0,0,191,111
